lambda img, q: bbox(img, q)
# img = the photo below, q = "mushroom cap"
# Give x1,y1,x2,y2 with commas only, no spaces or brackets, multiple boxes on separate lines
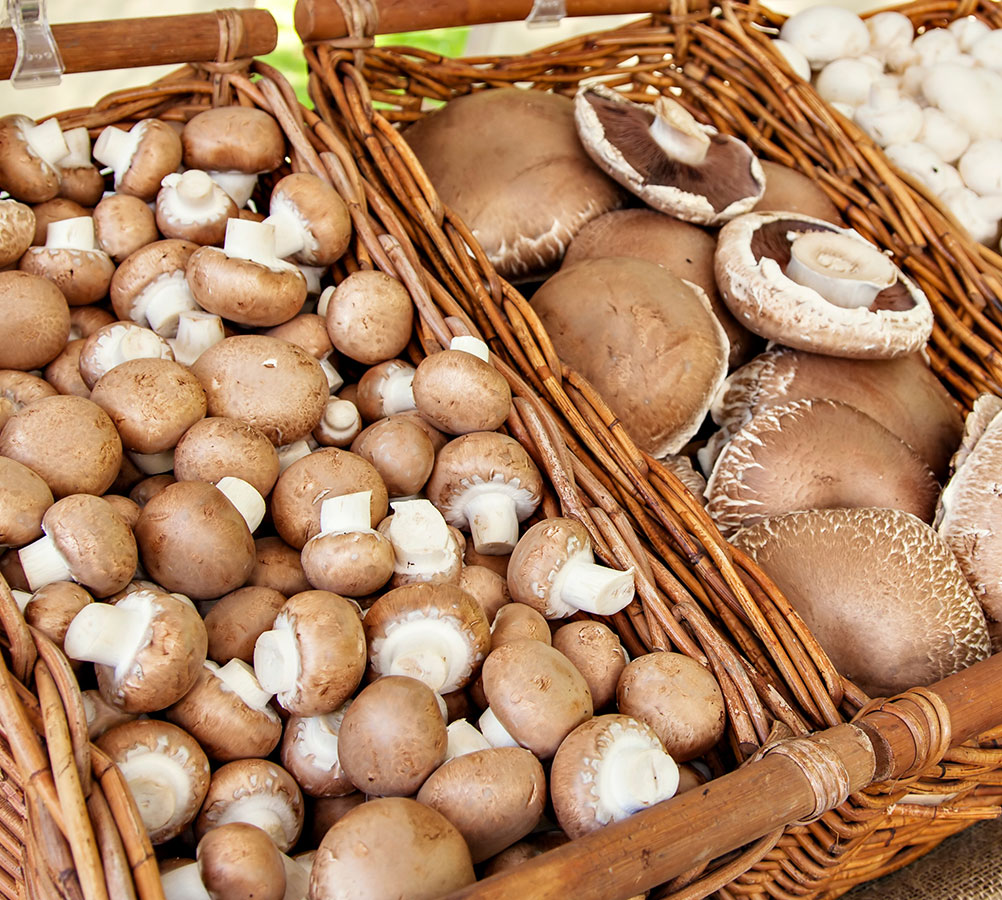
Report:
18,242,116,307
562,207,755,368
416,746,546,862
58,164,105,208
270,448,389,549
552,621,628,711
204,584,286,664
110,239,200,323
155,171,239,246
732,507,992,697
338,675,448,796
197,822,286,900
78,321,175,390
355,359,417,423
182,108,285,175
41,493,138,597
349,416,436,498
0,115,61,203
481,638,593,758
116,120,183,201
574,85,765,225
310,797,475,899
268,172,352,266
615,652,726,762
31,198,89,246
403,88,625,282
93,194,160,263
195,759,304,853
134,480,255,600
0,370,58,426
190,335,329,446
301,530,395,597
96,718,210,844
90,357,207,454
704,347,964,479
24,581,92,650
489,602,551,648
69,305,117,339
101,494,141,529
173,416,280,498
364,582,491,693
186,246,307,328
0,200,36,266
754,160,845,225
249,536,311,597
0,456,53,547
714,212,934,358
0,271,70,370
456,564,510,624
531,257,728,457
166,660,282,761
264,313,333,361
324,270,413,365
43,339,90,399
280,706,355,798
704,398,940,535
412,349,512,435
0,395,122,497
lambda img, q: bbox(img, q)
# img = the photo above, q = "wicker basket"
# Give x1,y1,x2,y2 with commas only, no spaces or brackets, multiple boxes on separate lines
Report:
1,1,1001,898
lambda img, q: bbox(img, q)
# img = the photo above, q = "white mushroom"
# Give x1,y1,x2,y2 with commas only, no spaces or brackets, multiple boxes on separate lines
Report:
938,188,1002,245
778,6,870,70
917,107,970,164
969,28,1002,70
770,39,811,81
958,140,1002,196
884,142,964,195
865,11,914,62
855,84,924,147
910,28,962,66
948,16,992,53
922,65,1002,141
815,57,885,109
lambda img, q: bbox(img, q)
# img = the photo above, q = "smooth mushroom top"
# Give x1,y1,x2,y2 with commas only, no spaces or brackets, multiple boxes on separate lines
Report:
173,416,281,498
753,160,845,225
552,620,628,711
574,85,765,225
714,212,934,358
490,602,552,649
349,415,436,498
403,87,625,282
0,270,70,372
0,199,36,266
732,507,992,697
265,172,352,266
204,584,286,665
705,397,940,534
249,536,311,597
182,107,286,174
412,344,513,435
324,269,414,365
93,194,160,264
265,313,333,362
196,822,286,900
0,456,53,548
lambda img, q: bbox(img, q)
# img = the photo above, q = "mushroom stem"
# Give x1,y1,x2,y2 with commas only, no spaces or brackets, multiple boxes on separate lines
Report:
214,658,273,710
277,441,314,474
18,534,74,592
141,272,200,338
786,231,897,309
11,590,32,613
599,744,680,819
319,356,344,394
648,97,712,167
45,216,97,250
254,623,301,696
445,719,492,761
263,194,316,260
386,647,450,693
298,712,344,769
386,499,457,576
555,559,636,616
319,491,372,536
215,477,266,532
218,800,289,848
59,127,92,168
222,218,293,272
63,601,152,669
449,336,490,362
173,169,215,204
170,311,225,366
94,123,144,182
478,706,520,749
128,449,176,475
463,492,520,555
314,399,361,447
161,862,212,900
381,369,416,417
24,117,70,169
208,171,258,209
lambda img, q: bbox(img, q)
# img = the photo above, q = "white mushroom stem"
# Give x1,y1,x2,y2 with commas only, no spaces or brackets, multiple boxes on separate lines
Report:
63,600,152,669
222,218,296,272
159,170,229,223
18,535,74,591
786,231,897,308
319,491,372,536
11,590,32,613
23,117,69,169
45,216,98,251
449,335,490,362
59,127,92,169
213,658,273,711
94,122,146,184
385,499,457,577
128,449,176,476
298,264,325,295
161,863,211,900
445,719,492,761
282,855,310,900
254,619,301,696
478,707,519,749
319,355,344,394
314,398,361,446
553,557,636,616
117,750,193,833
648,96,711,166
297,711,345,769
137,271,200,338
215,476,266,533
277,441,313,474
170,311,224,366
597,739,680,822
462,491,520,555
207,171,258,208
316,285,335,318
377,619,471,693
263,192,319,260
379,367,416,416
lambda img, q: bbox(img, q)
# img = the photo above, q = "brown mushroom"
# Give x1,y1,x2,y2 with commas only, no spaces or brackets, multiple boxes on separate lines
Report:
457,564,510,624
18,215,115,305
354,358,417,423
0,114,67,203
204,584,286,665
93,119,183,201
324,270,413,365
0,270,70,371
68,304,116,339
280,703,355,798
197,822,286,900
30,197,87,245
263,172,351,266
312,397,362,448
378,499,465,587
350,415,436,498
754,160,845,224
489,602,551,649
552,620,628,710
78,320,175,390
22,581,92,654
0,199,35,266
93,194,159,264
0,456,53,548
249,537,311,597
110,238,200,337
55,127,105,207
0,369,57,431
173,416,280,498
156,169,238,245
43,339,90,398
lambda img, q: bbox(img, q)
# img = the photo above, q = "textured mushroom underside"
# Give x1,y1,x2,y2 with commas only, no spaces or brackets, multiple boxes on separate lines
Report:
732,507,991,697
715,214,934,358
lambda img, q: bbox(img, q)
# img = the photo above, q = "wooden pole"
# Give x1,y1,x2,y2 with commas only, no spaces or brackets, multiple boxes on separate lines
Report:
443,651,1002,900
0,9,277,81
294,0,674,42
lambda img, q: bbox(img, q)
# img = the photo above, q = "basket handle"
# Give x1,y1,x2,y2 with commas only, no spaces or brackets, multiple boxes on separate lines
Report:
0,8,276,80
295,0,682,42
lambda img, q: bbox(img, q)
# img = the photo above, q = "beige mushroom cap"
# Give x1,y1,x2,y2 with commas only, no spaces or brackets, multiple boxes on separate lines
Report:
403,88,625,282
705,398,940,535
754,160,845,225
350,415,435,498
489,602,551,649
197,822,286,900
552,620,628,711
23,581,92,653
113,120,183,201
280,705,355,798
531,257,728,457
173,417,280,498
0,271,70,371
249,536,311,597
182,108,285,175
416,746,546,862
324,270,413,365
0,457,53,547
412,348,512,436
18,241,116,307
267,172,352,266
204,584,286,664
732,507,991,697
110,238,199,324
93,194,160,264
616,652,726,762
310,797,475,899
0,200,36,266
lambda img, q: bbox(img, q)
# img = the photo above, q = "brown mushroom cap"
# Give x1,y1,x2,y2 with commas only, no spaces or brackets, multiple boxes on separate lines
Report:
93,194,160,263
96,718,210,844
0,370,57,432
457,564,510,624
265,172,352,266
416,746,546,862
355,358,417,423
248,536,311,596
182,108,285,175
0,271,70,370
531,257,728,457
732,507,992,696
128,473,175,508
135,480,255,600
552,621,628,710
204,585,286,664
197,822,286,900
90,357,207,454
489,602,551,648
714,212,933,359
23,581,92,650
0,457,53,547
337,675,448,796
301,528,395,598
350,415,436,498
173,416,280,498
18,225,116,307
481,638,593,759
574,85,765,225
43,339,90,398
705,398,940,535
311,797,475,898
69,305,116,340
0,395,122,497
704,347,964,480
78,321,175,390
754,160,845,224
280,705,355,798
616,652,726,762
562,207,756,368
403,88,625,282
110,120,183,201
0,115,62,204
110,238,199,327
324,270,413,365
0,200,36,266
101,494,141,529
265,313,333,361
270,447,389,549
195,759,304,853
190,335,328,446
412,347,512,436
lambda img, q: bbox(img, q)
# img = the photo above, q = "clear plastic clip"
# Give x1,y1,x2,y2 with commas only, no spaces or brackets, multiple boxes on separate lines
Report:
526,0,566,28
8,0,64,89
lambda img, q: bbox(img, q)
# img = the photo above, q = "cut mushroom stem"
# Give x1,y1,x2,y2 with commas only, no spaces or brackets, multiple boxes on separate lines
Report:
449,336,490,363
44,216,98,250
25,118,70,169
221,218,294,271
208,172,258,209
320,356,344,394
277,441,313,473
59,127,92,168
140,273,199,338
215,658,273,710
63,601,150,669
319,491,372,535
170,311,224,367
216,476,266,533
11,590,32,613
556,560,636,616
649,97,711,166
93,125,143,180
385,500,457,577
445,720,492,761
264,193,316,260
463,491,520,555
600,743,679,817
382,369,416,417
314,398,362,447
165,170,222,219
478,707,519,749
254,621,300,696
18,535,75,591
786,231,897,309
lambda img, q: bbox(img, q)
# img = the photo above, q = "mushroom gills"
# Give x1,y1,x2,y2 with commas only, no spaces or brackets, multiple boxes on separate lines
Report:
786,231,897,308
297,709,347,770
